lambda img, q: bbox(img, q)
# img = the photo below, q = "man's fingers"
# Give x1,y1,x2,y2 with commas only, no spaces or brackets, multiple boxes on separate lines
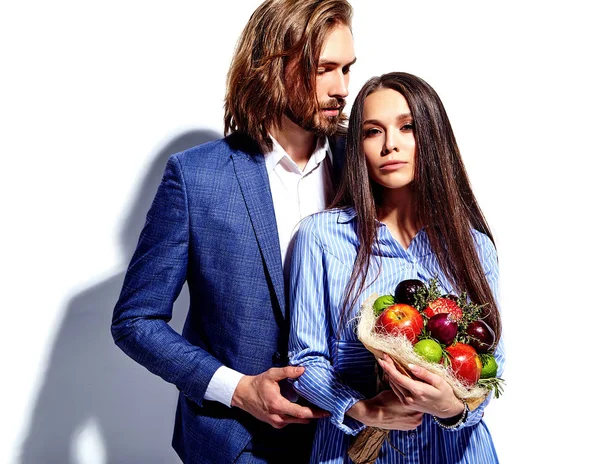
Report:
269,414,312,428
258,366,330,421
267,366,305,381
305,405,330,419
274,399,329,419
280,415,313,425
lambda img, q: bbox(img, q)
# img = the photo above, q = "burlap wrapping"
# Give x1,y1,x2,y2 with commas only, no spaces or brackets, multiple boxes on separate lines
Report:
347,293,488,463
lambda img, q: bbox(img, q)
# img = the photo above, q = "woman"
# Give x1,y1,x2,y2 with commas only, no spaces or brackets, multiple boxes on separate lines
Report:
288,72,504,463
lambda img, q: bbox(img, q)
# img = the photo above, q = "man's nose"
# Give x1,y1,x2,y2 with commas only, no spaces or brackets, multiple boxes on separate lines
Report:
330,70,349,98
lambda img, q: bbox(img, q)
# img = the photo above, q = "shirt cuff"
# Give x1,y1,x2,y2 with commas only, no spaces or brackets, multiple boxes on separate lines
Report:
204,365,245,407
334,397,366,436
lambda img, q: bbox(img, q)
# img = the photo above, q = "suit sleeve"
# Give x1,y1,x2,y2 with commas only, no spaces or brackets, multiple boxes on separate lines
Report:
288,217,366,436
111,155,222,406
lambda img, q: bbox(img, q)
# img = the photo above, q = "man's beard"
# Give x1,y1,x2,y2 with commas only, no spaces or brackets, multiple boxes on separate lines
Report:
286,97,346,137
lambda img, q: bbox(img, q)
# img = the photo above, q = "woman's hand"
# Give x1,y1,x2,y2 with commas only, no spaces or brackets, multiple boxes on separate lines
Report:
347,390,423,430
378,354,464,419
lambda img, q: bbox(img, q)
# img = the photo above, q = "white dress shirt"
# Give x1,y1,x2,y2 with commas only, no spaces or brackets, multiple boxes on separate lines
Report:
203,135,334,406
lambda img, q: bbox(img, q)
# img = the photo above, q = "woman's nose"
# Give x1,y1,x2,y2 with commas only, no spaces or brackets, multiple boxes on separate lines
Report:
383,133,399,155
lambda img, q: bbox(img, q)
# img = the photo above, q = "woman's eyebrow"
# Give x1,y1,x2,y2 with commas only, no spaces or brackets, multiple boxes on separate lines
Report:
363,113,412,126
362,119,381,126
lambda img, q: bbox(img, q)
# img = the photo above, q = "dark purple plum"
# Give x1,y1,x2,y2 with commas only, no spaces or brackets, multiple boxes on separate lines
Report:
466,320,496,353
394,279,425,306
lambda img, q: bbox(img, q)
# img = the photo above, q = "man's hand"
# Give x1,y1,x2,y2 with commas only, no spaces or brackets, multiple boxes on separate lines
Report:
231,366,329,428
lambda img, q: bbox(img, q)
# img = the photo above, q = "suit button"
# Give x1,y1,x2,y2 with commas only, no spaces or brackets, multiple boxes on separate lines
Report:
272,351,282,365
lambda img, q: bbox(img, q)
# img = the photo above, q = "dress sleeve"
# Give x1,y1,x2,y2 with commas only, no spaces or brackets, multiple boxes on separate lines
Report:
288,216,366,435
442,232,505,431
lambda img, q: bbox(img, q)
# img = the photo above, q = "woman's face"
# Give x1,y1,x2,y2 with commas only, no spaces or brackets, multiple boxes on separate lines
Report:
362,88,416,191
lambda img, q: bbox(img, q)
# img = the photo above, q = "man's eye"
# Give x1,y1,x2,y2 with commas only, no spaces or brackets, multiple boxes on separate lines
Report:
342,66,352,75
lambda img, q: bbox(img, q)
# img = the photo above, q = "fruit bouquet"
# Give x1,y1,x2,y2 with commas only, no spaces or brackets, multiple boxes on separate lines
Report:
348,277,504,464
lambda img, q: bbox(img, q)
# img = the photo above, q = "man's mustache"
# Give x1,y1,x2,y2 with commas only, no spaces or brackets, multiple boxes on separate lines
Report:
320,98,346,111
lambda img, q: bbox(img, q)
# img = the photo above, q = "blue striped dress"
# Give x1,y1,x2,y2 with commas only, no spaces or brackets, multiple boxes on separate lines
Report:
288,208,504,464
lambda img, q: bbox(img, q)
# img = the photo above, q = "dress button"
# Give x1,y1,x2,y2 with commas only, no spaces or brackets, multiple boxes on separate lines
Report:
410,433,416,439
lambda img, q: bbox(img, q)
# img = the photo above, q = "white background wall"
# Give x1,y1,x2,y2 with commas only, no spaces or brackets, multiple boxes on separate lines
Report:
2,1,598,463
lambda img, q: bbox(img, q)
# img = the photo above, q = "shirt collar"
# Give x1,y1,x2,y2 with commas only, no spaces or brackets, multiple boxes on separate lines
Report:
264,135,332,173
336,206,357,224
336,207,382,226
337,206,427,233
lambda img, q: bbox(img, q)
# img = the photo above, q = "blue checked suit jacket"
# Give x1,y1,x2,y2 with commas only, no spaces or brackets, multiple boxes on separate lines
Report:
111,132,345,463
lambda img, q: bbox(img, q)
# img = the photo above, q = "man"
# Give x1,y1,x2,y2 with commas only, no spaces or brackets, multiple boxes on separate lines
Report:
111,1,355,462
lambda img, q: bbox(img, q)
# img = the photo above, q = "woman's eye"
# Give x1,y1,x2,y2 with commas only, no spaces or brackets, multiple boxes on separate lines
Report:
401,123,414,131
364,128,381,137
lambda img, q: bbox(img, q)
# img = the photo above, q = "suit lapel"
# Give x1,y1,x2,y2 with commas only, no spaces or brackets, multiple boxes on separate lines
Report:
329,134,346,191
231,144,286,319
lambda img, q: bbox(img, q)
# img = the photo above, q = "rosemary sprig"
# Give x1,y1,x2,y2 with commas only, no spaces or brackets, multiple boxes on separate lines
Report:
478,352,495,365
476,377,505,399
413,276,442,312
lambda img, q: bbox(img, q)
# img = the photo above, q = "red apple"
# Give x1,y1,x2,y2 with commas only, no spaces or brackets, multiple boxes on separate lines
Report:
445,343,482,387
424,297,463,319
375,304,424,344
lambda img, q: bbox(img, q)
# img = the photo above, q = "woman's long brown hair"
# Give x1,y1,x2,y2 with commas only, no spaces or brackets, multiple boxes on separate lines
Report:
332,72,501,345
224,0,352,152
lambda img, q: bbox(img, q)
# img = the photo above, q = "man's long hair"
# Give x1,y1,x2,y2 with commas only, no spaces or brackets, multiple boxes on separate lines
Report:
224,0,353,151
332,72,502,345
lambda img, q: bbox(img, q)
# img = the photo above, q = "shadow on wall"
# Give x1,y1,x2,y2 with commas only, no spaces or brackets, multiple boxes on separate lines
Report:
20,130,221,464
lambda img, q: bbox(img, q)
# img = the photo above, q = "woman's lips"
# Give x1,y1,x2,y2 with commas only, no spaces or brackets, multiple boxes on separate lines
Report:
380,161,408,171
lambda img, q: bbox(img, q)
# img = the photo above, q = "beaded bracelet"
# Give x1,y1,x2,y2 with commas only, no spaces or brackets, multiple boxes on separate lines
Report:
433,400,468,429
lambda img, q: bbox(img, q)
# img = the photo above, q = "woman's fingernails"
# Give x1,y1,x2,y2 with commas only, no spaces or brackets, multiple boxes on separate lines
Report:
408,363,417,371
